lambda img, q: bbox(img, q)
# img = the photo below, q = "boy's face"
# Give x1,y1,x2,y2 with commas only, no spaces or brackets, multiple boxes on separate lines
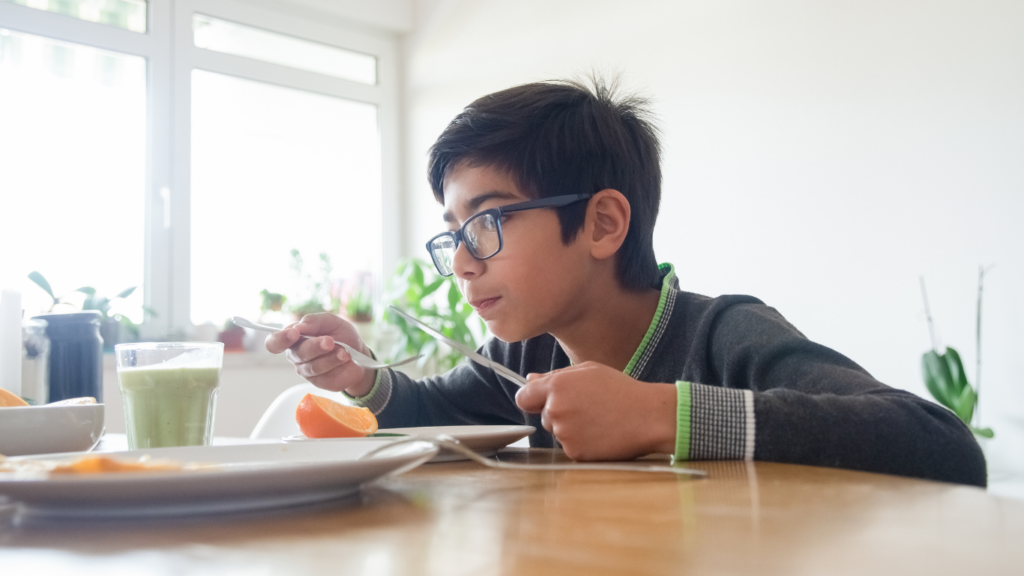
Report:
441,163,592,342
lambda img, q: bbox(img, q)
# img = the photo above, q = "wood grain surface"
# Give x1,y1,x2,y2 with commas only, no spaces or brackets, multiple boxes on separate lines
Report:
1,448,1021,575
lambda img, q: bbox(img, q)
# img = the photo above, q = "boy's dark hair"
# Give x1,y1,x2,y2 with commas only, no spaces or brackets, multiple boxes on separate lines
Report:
427,76,662,290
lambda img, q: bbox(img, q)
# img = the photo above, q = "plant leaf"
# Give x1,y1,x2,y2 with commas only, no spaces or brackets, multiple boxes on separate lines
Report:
27,271,55,300
411,262,424,290
951,384,976,426
921,350,955,408
447,281,460,311
74,286,97,295
115,286,137,299
422,278,445,297
970,426,995,439
942,347,969,397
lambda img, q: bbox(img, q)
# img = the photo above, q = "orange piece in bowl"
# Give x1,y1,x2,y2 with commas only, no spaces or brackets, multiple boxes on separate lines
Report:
0,388,29,407
295,393,378,438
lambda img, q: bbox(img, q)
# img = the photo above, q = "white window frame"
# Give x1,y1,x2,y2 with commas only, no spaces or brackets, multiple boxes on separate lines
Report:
0,0,401,338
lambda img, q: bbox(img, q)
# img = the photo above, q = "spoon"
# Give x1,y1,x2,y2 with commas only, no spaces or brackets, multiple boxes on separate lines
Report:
231,317,420,370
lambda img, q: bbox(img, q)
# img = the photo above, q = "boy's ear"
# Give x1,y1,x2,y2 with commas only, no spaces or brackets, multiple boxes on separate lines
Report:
587,189,630,261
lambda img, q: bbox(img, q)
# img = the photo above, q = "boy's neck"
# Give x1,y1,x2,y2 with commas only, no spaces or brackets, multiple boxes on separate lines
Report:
551,274,662,372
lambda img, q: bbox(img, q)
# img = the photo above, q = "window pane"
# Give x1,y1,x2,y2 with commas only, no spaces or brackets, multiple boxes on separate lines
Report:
0,29,146,319
193,15,376,86
190,70,382,326
1,0,146,33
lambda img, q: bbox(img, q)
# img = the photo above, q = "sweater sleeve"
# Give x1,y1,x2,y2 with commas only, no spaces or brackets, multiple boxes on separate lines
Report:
675,301,987,487
673,380,755,461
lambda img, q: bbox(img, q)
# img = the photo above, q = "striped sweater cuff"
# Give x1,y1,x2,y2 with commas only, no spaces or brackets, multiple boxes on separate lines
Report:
341,368,393,415
674,381,755,462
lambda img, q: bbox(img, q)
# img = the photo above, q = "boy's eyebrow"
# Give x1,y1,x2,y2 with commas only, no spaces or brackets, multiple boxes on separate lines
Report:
442,190,519,223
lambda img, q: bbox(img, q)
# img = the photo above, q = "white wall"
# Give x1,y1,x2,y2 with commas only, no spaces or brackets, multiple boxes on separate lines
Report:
401,1,1024,471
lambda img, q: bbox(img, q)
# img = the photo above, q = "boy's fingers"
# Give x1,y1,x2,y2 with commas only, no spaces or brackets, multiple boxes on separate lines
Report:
294,348,351,380
307,359,365,393
293,313,342,337
264,327,301,354
515,376,550,413
285,336,338,364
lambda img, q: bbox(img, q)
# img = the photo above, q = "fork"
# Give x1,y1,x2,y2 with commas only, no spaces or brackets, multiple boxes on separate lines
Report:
361,434,708,477
231,317,420,370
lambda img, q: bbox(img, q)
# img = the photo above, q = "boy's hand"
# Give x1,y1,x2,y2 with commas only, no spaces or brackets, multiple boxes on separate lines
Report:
264,313,376,397
515,362,677,461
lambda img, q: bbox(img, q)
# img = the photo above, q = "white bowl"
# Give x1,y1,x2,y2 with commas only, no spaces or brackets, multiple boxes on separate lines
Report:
0,404,105,457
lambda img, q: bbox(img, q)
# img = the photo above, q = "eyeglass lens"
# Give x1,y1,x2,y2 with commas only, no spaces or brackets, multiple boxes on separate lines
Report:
429,235,456,276
429,212,502,275
465,212,501,258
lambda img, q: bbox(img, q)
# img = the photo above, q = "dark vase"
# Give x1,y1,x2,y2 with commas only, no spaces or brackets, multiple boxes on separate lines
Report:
32,311,104,403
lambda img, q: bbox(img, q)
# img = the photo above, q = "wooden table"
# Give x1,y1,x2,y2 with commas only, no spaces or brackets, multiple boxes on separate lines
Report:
1,449,1022,575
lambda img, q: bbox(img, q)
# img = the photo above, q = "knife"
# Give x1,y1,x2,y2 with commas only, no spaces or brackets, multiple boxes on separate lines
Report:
387,306,528,387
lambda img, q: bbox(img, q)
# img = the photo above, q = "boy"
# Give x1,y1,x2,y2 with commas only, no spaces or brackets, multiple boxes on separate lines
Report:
267,79,986,487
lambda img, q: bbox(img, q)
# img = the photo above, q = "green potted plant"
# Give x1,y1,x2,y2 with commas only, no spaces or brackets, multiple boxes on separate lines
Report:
28,271,148,351
919,268,995,438
259,289,287,316
381,258,486,376
345,287,373,323
286,249,334,319
342,271,375,324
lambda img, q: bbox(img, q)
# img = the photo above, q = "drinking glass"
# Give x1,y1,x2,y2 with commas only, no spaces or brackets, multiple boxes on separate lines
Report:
115,342,224,449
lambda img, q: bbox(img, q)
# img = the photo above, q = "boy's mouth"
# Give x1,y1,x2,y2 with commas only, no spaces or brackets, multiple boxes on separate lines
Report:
469,296,501,315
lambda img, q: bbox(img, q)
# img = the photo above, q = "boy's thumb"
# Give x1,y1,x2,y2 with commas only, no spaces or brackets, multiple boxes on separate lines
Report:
515,376,547,413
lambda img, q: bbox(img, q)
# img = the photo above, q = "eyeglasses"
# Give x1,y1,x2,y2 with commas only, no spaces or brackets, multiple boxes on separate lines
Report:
425,194,593,277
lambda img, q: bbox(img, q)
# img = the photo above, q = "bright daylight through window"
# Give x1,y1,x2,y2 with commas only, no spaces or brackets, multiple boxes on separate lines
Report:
0,0,146,33
0,28,146,319
1,0,391,338
190,70,381,327
193,14,377,85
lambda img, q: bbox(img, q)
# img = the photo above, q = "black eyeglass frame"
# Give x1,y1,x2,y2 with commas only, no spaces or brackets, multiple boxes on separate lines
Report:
425,193,593,277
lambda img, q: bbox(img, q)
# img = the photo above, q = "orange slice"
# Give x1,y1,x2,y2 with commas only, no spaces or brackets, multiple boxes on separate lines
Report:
0,388,29,407
49,455,182,474
295,393,378,438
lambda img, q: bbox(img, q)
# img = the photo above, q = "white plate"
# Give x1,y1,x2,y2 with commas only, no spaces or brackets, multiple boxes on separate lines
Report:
0,404,105,456
284,424,535,462
0,440,438,519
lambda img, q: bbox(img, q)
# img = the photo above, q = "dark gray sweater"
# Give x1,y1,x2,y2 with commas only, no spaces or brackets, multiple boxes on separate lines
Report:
350,265,986,487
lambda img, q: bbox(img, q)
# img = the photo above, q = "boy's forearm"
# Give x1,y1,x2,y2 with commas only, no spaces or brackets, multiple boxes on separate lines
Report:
751,387,986,486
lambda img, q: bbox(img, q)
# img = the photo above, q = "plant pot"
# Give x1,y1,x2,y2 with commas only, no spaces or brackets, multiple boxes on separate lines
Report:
218,328,246,352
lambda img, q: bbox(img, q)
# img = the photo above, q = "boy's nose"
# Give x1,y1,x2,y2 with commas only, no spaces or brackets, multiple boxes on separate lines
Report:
451,239,483,279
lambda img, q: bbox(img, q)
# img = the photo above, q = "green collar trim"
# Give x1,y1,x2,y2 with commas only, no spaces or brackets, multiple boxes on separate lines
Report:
624,263,676,377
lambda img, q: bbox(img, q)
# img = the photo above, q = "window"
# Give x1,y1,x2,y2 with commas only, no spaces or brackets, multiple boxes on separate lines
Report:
0,28,146,320
189,70,381,325
0,0,399,336
192,14,376,85
0,0,147,33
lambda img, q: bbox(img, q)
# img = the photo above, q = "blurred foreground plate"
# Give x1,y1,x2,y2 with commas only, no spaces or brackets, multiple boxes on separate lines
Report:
0,404,104,456
0,440,437,519
284,424,536,462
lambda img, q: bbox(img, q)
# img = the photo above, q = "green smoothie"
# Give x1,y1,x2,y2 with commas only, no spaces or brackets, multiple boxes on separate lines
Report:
117,366,221,449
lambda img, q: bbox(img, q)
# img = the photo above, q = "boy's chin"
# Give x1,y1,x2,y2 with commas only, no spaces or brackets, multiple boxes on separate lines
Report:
485,319,541,344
